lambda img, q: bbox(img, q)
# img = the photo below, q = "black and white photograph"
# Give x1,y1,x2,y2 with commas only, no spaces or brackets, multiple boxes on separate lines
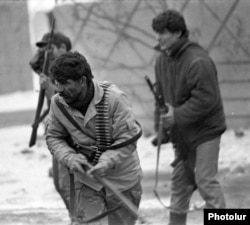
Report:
0,0,250,225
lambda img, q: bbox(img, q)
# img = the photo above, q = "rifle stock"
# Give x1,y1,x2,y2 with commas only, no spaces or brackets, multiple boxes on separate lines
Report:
29,18,56,147
29,88,46,147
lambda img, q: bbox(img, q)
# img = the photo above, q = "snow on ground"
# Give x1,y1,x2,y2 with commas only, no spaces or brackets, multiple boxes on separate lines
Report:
0,91,37,113
0,91,250,224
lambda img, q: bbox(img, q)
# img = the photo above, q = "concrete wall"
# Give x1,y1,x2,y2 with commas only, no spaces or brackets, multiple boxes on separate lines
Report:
52,0,250,132
2,0,250,132
0,1,33,94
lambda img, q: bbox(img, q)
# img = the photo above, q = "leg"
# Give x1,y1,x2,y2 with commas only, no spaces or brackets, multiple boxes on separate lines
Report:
195,137,226,208
170,159,196,213
106,181,142,225
75,183,108,225
52,156,71,211
168,155,196,225
58,161,71,210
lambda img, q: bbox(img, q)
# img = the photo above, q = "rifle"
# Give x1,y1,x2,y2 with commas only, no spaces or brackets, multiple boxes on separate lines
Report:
87,163,139,219
144,75,168,113
29,18,56,147
145,75,171,207
68,161,146,224
145,75,197,208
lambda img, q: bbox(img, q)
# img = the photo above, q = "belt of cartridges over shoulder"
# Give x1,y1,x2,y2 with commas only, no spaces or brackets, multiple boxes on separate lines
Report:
55,82,142,165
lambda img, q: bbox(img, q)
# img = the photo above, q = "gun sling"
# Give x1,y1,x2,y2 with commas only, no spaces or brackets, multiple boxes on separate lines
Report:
55,82,142,222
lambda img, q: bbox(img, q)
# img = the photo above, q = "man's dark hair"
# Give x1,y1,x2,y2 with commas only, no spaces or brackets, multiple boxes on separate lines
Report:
50,51,94,84
152,9,188,37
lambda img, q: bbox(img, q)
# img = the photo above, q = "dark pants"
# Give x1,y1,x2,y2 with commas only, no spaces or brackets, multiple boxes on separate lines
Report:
52,157,71,211
170,137,226,213
74,181,142,225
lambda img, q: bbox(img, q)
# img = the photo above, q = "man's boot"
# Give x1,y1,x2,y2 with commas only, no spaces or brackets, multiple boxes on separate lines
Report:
168,212,187,225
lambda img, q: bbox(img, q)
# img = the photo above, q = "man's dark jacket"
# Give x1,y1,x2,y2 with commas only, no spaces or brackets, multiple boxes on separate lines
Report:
154,37,226,150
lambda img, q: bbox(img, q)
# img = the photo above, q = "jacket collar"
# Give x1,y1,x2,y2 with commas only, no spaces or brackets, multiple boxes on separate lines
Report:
154,37,196,59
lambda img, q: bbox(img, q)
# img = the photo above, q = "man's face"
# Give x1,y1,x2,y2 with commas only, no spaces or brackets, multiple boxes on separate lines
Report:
156,30,181,51
51,44,67,58
41,44,66,60
29,43,67,74
54,78,87,105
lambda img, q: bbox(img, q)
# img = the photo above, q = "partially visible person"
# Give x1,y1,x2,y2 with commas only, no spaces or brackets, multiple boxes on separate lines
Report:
151,9,226,225
30,32,72,103
46,51,143,225
29,32,72,220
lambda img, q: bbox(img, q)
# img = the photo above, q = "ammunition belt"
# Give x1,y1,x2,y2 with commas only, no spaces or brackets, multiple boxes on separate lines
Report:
55,82,142,165
92,82,112,165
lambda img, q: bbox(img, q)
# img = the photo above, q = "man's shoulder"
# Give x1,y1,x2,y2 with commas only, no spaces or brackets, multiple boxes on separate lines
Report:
182,43,213,66
97,80,124,96
185,43,209,58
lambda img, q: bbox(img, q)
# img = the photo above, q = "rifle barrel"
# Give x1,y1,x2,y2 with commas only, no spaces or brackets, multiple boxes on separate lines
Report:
29,18,56,147
144,75,169,112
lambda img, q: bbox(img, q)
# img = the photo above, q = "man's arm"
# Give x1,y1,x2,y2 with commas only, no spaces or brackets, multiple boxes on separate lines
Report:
174,58,220,126
46,96,88,173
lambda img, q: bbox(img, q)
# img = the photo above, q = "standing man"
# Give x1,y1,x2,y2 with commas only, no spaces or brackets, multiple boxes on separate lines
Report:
151,10,226,225
29,32,72,218
46,51,143,225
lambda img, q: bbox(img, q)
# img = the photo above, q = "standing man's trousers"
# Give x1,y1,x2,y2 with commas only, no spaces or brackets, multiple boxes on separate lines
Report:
170,136,226,213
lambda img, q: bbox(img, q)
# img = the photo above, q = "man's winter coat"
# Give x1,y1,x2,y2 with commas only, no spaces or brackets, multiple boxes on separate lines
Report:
154,37,226,150
46,80,142,195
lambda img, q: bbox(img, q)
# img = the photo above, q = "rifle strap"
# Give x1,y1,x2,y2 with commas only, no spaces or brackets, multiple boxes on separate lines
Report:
153,117,168,209
153,121,197,213
55,99,96,141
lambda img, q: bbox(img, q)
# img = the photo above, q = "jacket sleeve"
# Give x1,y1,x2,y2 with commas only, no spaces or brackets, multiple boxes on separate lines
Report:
98,89,140,169
174,57,221,126
46,96,76,165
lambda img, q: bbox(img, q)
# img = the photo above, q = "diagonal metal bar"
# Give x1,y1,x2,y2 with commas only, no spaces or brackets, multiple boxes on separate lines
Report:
78,6,155,39
200,0,241,53
72,3,97,48
103,0,142,66
144,0,159,15
180,0,191,13
200,0,250,58
97,6,146,63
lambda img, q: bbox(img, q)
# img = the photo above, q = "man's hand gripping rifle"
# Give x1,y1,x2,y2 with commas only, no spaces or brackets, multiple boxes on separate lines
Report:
144,75,170,146
29,19,55,147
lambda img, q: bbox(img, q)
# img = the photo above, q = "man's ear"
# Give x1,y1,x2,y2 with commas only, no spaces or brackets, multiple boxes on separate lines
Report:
80,76,87,85
177,31,182,38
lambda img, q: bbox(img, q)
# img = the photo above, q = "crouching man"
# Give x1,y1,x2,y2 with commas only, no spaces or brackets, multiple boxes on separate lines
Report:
46,51,143,225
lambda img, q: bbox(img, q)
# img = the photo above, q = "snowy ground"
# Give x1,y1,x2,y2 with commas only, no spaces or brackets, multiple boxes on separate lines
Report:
0,91,250,225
